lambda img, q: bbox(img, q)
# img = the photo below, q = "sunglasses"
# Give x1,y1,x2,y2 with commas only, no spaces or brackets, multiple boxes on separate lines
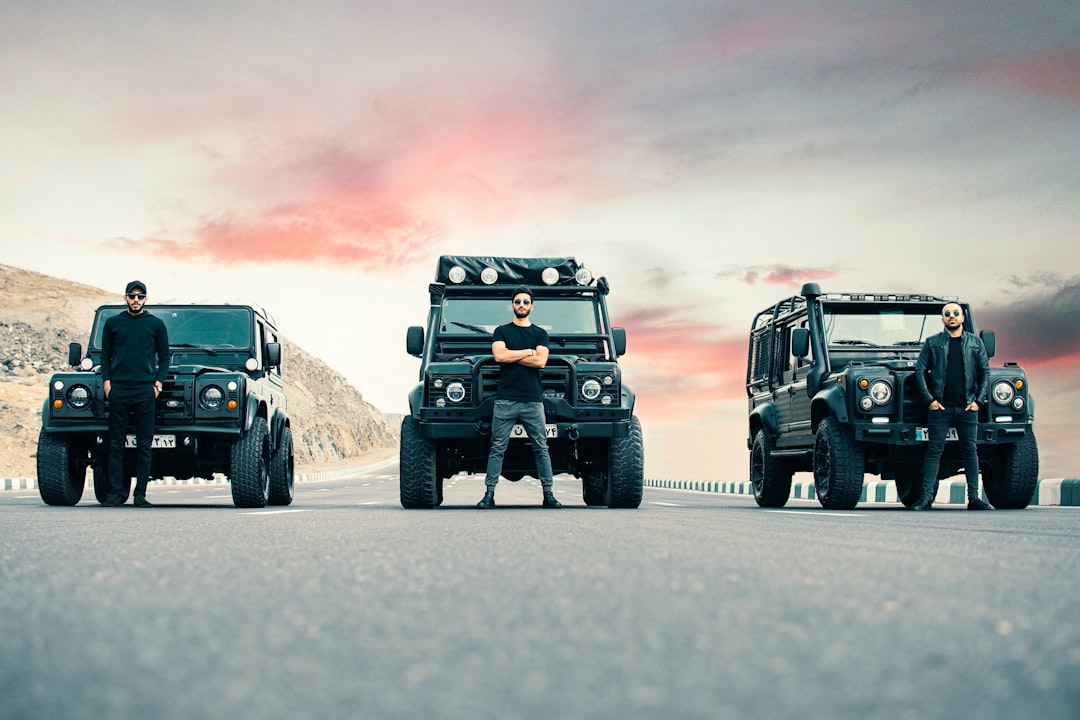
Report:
513,298,532,306
943,310,961,317
126,293,147,300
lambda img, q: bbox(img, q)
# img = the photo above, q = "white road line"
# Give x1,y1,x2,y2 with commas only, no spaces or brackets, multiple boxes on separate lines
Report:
240,509,313,516
649,502,683,507
767,510,868,517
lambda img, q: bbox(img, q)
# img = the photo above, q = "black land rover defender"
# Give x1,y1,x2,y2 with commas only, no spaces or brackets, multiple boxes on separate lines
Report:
37,303,294,508
746,283,1038,510
400,256,643,508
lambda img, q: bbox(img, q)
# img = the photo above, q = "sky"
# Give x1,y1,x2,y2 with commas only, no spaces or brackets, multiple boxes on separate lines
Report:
3,1,1079,480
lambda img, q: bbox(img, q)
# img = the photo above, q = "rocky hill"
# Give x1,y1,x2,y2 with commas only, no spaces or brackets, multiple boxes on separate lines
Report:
0,264,398,477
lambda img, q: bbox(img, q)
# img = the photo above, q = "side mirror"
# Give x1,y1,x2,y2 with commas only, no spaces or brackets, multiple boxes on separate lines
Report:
980,330,996,359
406,326,425,357
612,327,627,357
68,343,83,367
791,328,810,358
264,342,282,368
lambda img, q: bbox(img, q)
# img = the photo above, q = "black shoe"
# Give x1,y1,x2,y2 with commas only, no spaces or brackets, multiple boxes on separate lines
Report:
909,501,932,511
477,490,495,509
103,494,125,507
542,491,562,509
967,498,992,511
133,495,155,508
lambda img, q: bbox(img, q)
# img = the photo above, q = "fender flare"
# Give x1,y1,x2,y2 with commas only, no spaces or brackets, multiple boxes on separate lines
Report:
811,384,849,430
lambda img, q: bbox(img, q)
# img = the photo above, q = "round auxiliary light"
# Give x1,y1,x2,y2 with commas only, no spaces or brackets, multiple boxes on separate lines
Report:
600,395,613,406
80,358,94,371
992,381,1015,406
53,380,65,391
860,396,874,411
446,382,466,403
433,378,444,389
67,385,91,409
603,375,614,386
1012,397,1025,411
575,268,594,285
245,358,258,371
480,268,499,285
448,265,467,284
541,267,560,285
227,381,238,391
581,379,602,401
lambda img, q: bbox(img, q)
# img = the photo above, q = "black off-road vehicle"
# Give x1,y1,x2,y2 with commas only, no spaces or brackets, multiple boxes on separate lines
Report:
37,303,293,508
400,256,643,508
746,283,1038,510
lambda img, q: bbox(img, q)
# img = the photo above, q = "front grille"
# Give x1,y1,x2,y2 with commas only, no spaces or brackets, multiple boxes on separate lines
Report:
158,381,192,420
477,365,571,401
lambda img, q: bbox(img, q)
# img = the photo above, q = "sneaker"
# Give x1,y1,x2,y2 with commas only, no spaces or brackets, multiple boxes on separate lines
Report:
102,494,125,508
133,495,155,508
542,491,562,509
967,498,992,511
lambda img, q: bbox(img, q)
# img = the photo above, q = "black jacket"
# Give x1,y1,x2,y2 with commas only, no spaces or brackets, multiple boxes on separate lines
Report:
101,311,170,385
915,331,990,406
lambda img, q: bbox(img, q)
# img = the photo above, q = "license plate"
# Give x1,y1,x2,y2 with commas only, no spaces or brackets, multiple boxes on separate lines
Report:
510,424,558,439
915,427,958,442
126,434,176,449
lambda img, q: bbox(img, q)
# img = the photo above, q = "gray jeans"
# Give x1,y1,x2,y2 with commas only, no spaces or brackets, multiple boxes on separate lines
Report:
484,399,554,490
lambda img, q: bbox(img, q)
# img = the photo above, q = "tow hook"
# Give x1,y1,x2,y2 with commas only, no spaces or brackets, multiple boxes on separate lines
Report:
568,425,580,460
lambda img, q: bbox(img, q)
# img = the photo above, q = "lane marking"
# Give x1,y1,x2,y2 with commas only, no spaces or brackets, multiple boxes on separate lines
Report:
767,510,868,517
240,509,313,516
649,502,683,507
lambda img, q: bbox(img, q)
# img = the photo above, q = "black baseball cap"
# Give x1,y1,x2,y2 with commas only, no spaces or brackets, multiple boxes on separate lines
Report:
125,280,147,294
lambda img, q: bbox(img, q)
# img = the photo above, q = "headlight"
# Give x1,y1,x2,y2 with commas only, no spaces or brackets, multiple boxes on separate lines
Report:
992,381,1015,406
581,379,602,401
200,385,225,410
67,385,91,409
446,382,466,403
869,380,892,405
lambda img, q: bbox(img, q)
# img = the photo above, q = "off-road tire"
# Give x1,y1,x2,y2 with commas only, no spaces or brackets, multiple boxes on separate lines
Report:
813,417,864,510
91,447,130,504
894,469,922,508
231,416,270,508
750,429,793,507
400,416,438,508
983,432,1039,509
606,416,644,508
37,430,85,506
268,425,294,506
582,470,606,506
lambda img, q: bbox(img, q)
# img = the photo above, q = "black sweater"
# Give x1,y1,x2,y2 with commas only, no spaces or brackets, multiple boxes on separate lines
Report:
100,311,171,385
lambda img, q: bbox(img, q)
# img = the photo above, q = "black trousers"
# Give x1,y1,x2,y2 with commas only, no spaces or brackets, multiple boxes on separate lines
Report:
107,384,157,497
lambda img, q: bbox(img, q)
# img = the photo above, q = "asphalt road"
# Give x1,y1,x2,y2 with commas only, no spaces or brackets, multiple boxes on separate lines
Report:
2,465,1077,720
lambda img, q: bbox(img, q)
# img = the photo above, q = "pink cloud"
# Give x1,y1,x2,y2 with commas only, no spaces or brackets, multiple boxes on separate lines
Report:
620,308,747,423
720,265,840,287
968,49,1080,103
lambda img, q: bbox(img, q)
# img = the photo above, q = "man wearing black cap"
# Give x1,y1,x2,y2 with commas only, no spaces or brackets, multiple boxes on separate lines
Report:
100,281,170,507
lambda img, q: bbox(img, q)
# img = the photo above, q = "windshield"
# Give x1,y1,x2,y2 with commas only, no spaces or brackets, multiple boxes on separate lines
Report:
440,298,603,335
92,307,253,349
821,307,952,347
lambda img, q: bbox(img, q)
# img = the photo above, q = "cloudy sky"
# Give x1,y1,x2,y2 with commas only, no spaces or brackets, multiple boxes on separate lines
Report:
3,1,1078,480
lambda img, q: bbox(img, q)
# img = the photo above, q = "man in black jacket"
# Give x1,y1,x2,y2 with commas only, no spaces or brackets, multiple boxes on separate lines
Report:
914,302,992,511
100,280,170,507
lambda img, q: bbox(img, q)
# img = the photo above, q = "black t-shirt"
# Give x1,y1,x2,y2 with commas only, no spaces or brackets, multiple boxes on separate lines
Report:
492,322,549,402
942,335,966,406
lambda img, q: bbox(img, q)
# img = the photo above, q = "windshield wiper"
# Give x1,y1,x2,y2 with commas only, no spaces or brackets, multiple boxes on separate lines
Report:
448,321,490,334
172,343,218,356
831,340,882,348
